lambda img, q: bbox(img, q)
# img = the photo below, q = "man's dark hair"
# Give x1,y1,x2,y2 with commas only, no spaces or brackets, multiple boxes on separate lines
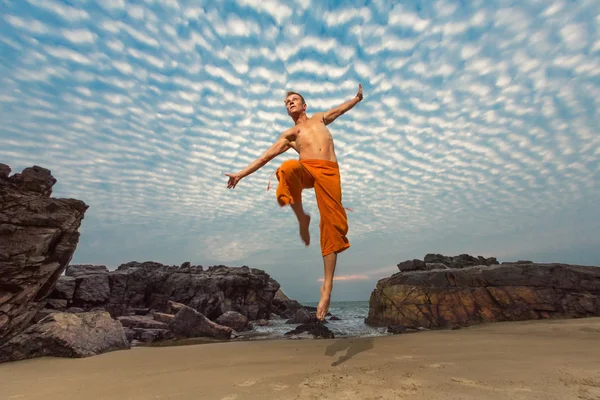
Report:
285,91,305,104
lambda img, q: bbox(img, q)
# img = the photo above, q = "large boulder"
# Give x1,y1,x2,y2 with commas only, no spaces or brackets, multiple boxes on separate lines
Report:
216,311,249,332
0,164,88,343
169,306,232,339
48,262,280,321
367,257,600,329
0,311,129,362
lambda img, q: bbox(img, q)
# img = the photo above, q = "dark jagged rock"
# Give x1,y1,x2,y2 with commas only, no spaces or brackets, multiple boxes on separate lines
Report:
397,253,498,272
216,311,250,332
0,164,88,343
0,311,129,362
48,262,280,322
168,305,232,339
368,254,600,330
284,322,334,339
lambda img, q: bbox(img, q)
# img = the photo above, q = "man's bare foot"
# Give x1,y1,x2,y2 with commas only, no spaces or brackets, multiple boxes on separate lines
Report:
299,213,310,246
317,284,331,321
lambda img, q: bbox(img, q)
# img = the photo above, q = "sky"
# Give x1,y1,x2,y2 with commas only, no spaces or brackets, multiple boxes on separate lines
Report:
1,0,599,302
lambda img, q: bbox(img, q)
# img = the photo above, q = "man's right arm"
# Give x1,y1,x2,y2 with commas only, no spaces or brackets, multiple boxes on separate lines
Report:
236,129,295,179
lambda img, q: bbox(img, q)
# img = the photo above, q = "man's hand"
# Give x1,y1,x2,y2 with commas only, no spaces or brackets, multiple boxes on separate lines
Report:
225,173,241,189
356,84,363,101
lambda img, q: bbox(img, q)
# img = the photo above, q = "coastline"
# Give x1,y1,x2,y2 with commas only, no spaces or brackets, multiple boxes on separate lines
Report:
2,317,599,400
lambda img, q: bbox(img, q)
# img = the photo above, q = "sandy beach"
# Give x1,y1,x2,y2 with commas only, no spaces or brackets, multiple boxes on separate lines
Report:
1,317,599,400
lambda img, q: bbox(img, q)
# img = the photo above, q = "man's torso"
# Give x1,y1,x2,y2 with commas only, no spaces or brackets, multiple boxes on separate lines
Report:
288,113,337,163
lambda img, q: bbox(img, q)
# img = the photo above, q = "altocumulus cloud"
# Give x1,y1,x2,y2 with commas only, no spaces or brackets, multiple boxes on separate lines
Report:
1,0,599,301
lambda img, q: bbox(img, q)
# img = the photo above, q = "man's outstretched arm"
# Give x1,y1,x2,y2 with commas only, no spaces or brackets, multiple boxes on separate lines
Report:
225,130,294,188
323,84,363,125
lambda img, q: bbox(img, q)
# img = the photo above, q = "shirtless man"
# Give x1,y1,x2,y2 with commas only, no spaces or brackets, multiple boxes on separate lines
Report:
226,84,363,320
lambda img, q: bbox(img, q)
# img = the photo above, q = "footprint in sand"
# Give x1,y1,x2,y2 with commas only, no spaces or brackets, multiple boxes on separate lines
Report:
269,383,289,392
451,377,532,393
236,379,260,387
425,362,455,369
394,355,419,361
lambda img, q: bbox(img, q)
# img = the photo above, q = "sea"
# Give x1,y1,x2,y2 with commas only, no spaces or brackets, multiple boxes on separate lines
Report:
251,300,389,340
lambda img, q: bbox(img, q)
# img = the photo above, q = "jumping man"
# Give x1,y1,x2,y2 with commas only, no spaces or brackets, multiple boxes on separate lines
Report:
225,84,363,320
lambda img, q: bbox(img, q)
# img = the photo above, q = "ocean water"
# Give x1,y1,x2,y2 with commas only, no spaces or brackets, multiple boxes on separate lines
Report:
251,300,389,339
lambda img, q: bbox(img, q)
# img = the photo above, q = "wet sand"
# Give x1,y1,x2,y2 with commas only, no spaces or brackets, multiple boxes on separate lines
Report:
1,317,599,400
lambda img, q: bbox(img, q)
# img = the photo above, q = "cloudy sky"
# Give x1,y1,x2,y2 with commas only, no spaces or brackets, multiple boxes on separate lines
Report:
1,0,599,302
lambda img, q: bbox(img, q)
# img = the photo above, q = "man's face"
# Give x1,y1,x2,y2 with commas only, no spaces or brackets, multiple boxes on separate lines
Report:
285,94,305,116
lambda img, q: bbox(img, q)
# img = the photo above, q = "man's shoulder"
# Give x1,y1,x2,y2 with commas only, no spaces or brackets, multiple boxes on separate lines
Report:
311,112,325,121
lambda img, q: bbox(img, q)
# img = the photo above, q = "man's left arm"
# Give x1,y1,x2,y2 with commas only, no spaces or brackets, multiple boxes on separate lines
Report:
323,84,363,125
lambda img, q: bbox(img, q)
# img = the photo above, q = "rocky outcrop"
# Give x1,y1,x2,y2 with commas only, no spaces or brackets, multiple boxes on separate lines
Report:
45,262,281,322
366,254,600,330
397,253,498,272
0,164,88,343
0,311,129,362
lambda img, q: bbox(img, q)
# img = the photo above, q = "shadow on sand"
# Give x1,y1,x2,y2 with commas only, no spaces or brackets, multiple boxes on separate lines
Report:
325,337,374,366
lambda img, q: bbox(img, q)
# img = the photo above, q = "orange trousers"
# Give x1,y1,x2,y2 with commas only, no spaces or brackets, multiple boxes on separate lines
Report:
274,159,350,257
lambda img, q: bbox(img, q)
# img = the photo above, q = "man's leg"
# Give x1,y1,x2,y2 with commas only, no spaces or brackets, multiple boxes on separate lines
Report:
310,161,350,321
290,202,311,246
275,160,314,246
317,252,337,320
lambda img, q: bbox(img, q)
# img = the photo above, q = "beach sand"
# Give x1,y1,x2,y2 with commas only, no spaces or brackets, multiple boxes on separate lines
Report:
1,317,599,400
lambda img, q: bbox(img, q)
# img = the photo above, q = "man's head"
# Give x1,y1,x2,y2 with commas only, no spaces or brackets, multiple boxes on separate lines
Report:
284,91,307,118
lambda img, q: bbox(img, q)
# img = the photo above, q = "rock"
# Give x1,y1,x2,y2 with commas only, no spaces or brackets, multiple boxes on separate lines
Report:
169,306,232,339
33,309,58,323
284,322,335,339
423,253,499,269
152,312,175,324
251,319,269,327
167,301,185,315
46,299,68,309
216,311,249,332
397,259,426,272
123,327,136,342
285,308,322,324
0,164,10,179
367,258,600,330
271,288,307,318
425,263,450,270
0,311,129,363
133,308,150,316
0,164,88,343
51,276,76,300
100,262,279,320
73,273,111,305
329,315,341,321
66,264,108,277
387,325,419,334
398,254,498,272
116,315,169,330
133,328,173,343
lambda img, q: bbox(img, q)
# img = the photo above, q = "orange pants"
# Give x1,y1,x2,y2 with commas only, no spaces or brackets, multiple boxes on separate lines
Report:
274,159,350,257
